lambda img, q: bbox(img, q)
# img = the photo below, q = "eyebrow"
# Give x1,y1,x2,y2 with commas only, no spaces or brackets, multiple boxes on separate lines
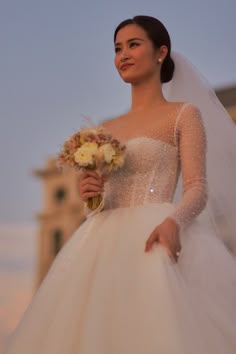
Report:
115,37,145,46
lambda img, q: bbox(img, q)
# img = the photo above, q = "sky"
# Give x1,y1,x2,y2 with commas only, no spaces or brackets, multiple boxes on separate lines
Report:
0,0,236,350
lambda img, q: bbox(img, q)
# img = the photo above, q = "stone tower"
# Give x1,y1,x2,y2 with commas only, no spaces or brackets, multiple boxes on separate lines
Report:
34,158,85,287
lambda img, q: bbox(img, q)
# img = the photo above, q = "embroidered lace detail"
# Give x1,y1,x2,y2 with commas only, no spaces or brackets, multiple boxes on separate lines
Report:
104,137,179,209
88,103,208,229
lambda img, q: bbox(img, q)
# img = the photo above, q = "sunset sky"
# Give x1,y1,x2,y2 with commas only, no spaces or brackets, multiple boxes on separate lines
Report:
0,0,236,351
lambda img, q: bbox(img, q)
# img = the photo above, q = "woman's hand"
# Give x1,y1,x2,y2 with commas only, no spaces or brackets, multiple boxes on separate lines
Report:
78,170,108,202
144,217,181,262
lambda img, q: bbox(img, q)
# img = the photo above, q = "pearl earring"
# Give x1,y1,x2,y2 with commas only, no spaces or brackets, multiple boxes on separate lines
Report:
158,58,162,64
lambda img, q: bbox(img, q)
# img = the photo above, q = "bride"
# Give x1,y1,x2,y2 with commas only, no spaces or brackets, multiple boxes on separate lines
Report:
5,15,236,354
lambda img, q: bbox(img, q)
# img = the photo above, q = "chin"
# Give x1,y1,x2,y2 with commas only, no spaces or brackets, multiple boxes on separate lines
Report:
120,73,142,85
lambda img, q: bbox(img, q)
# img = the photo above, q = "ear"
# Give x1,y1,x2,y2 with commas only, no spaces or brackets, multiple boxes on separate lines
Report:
156,45,169,63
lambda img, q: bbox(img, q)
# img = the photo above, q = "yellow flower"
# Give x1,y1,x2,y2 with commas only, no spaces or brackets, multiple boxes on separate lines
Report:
98,143,116,163
74,148,93,166
74,142,98,166
112,154,125,167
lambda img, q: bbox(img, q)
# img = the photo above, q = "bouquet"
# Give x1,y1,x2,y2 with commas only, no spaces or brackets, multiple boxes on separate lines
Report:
58,127,126,211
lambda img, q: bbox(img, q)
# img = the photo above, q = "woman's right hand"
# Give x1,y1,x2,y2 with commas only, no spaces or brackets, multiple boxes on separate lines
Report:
78,170,108,202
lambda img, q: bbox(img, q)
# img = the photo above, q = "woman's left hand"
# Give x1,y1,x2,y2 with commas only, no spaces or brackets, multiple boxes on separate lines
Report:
144,217,181,262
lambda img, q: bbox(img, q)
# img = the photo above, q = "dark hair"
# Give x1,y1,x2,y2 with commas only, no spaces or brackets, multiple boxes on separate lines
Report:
114,15,175,83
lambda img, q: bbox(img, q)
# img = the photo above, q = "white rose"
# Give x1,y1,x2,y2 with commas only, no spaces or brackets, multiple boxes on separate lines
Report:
74,147,94,166
99,143,116,163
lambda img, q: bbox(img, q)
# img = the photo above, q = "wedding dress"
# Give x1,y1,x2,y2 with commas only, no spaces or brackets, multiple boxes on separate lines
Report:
4,102,236,354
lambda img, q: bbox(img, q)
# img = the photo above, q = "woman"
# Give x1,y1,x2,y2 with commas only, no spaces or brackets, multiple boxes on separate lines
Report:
5,16,236,354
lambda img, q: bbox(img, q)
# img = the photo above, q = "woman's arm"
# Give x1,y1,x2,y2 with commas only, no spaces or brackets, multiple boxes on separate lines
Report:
169,103,208,229
145,103,208,259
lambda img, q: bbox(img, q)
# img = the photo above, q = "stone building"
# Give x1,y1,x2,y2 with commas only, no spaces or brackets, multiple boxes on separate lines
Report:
34,160,85,287
34,84,236,287
215,84,236,122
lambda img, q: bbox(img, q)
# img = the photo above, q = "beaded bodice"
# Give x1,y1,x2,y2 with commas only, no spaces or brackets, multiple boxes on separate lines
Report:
104,137,179,209
89,103,208,229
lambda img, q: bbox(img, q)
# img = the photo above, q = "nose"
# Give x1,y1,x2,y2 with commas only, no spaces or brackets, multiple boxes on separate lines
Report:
120,55,129,63
120,49,131,63
117,44,131,61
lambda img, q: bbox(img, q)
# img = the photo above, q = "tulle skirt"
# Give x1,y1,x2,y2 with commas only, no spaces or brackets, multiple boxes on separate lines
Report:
4,203,236,354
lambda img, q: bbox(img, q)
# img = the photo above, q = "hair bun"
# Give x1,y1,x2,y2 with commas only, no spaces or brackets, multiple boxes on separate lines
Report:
161,56,175,83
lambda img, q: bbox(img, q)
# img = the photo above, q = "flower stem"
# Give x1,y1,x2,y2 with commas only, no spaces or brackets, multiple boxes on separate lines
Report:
87,194,103,210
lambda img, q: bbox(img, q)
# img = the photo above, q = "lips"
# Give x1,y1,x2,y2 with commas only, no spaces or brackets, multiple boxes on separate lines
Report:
120,63,134,71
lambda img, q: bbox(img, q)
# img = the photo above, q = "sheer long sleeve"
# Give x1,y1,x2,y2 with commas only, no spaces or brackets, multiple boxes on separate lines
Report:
169,103,208,229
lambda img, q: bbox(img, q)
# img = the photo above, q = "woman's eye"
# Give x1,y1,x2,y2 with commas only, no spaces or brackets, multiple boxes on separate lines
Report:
130,42,139,48
115,42,139,53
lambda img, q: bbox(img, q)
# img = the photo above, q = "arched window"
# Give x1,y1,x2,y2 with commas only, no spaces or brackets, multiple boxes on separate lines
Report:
54,187,67,203
52,229,63,255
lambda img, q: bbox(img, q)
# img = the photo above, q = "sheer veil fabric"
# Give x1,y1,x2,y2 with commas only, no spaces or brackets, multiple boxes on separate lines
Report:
163,52,236,252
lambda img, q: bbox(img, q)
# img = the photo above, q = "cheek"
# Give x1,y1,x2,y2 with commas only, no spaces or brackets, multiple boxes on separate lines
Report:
135,56,155,75
135,48,155,67
114,55,119,71
143,54,158,74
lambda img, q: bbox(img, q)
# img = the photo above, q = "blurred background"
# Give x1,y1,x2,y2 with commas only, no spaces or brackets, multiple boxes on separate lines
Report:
1,0,236,352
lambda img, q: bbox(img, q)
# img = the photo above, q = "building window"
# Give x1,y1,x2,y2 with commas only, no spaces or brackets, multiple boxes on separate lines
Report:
54,187,67,203
52,229,63,255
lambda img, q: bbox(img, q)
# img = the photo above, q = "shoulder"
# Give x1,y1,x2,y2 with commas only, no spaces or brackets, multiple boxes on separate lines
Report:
167,101,201,115
175,103,206,146
180,101,202,115
164,101,201,118
173,102,206,146
162,101,202,127
175,102,203,126
98,112,129,131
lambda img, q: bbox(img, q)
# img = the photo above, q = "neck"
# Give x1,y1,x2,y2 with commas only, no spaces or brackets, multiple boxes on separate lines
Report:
130,75,166,112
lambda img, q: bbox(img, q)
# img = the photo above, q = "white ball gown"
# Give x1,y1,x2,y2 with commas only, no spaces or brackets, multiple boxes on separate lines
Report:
5,103,236,354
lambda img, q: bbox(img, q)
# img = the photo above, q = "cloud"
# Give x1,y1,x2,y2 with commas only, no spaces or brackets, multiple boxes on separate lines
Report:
0,224,37,352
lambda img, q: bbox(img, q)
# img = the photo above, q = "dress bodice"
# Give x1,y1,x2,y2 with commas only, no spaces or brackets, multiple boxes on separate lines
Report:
98,103,208,229
104,137,180,209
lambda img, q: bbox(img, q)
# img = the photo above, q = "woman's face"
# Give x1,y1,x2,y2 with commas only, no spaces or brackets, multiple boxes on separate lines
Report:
114,24,160,84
